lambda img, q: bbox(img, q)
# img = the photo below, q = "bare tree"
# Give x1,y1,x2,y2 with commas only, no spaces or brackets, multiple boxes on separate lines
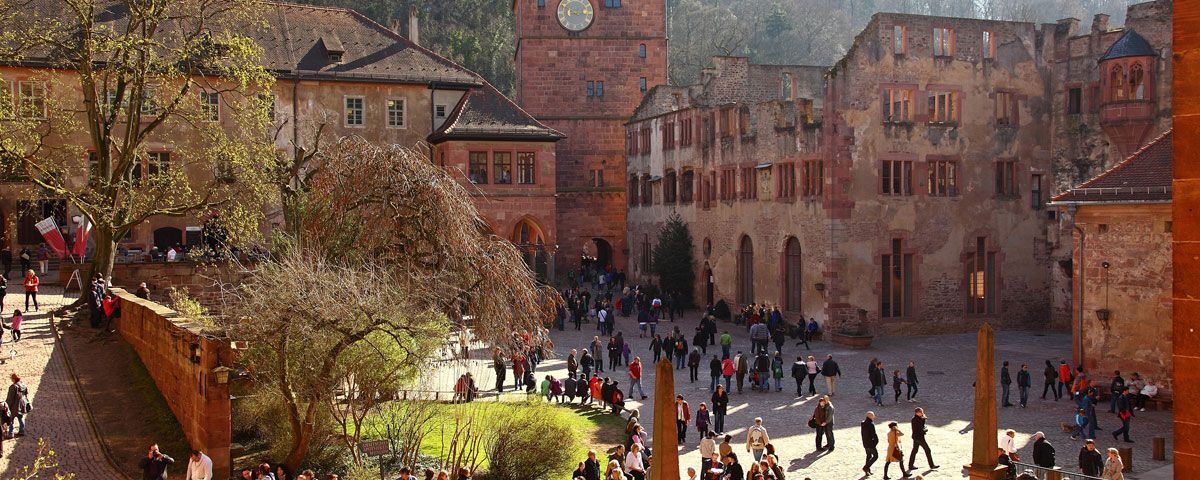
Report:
225,137,557,470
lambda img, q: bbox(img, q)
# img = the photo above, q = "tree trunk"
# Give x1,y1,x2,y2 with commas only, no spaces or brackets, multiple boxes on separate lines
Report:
87,229,116,300
283,403,317,472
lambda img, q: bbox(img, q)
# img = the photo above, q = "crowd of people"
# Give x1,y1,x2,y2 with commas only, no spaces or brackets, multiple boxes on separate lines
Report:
547,268,1161,480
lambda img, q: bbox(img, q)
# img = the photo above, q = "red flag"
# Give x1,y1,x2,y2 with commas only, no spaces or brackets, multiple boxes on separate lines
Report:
34,217,68,258
72,218,92,256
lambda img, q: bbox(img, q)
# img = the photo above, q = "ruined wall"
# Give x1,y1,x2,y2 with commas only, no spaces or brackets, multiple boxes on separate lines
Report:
1047,1,1173,328
1072,205,1173,390
827,14,1055,334
111,288,234,475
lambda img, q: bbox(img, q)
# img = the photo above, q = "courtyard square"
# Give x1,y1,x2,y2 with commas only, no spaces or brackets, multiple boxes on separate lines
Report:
532,311,1173,479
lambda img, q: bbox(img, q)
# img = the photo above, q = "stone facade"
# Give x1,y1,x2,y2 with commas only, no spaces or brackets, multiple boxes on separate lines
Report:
1069,204,1173,388
0,3,560,272
1171,0,1199,469
627,2,1173,336
513,0,669,271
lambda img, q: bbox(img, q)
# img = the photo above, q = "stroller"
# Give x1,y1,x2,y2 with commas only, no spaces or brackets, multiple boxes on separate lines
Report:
749,370,762,391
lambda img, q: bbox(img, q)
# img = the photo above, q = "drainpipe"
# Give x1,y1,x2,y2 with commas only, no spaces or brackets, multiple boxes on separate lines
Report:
1071,214,1085,368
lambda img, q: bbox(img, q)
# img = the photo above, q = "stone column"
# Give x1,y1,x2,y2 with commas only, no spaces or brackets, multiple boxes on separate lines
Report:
967,323,1006,480
649,358,680,480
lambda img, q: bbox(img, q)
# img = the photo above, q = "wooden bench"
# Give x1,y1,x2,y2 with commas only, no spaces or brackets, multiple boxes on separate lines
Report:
1146,395,1173,411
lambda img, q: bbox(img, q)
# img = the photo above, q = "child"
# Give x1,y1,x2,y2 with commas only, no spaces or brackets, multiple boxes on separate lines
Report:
9,310,20,343
893,369,906,404
1071,408,1088,440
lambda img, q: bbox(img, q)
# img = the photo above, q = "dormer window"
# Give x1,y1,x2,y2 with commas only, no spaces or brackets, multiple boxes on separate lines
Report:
320,34,345,64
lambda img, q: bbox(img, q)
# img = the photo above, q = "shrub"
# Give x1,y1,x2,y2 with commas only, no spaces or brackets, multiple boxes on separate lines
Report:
713,299,731,321
483,408,577,480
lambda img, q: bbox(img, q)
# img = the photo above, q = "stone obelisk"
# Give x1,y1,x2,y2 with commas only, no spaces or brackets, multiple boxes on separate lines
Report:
967,323,1006,480
649,358,680,480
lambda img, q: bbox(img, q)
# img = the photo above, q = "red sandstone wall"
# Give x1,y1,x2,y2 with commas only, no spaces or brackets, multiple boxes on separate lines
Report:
112,288,234,476
107,262,252,310
1072,205,1173,390
1172,0,1199,473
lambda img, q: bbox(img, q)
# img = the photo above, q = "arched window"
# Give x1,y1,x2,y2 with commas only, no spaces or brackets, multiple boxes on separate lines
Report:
1110,65,1125,101
512,219,545,278
784,237,802,312
1129,64,1145,100
737,235,754,306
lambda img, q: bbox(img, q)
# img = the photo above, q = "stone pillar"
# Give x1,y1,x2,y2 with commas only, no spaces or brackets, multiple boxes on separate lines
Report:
649,358,680,480
967,323,1005,480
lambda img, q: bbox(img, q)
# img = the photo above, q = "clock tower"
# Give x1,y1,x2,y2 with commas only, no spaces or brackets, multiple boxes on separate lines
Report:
514,0,668,273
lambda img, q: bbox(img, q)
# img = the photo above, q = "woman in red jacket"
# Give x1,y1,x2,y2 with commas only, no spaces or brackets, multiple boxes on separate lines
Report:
21,270,37,312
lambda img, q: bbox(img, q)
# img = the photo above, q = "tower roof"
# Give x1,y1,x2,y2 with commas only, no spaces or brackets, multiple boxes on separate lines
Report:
1099,29,1156,62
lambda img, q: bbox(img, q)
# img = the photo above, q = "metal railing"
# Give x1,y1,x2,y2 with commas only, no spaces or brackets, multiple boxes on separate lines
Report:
1010,461,1102,480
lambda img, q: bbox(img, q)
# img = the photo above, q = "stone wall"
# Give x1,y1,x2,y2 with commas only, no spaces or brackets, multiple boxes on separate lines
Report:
1171,0,1199,472
1072,204,1173,390
111,288,234,475
108,261,252,309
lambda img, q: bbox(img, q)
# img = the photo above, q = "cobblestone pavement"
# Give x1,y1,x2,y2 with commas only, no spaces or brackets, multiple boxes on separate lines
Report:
433,310,1173,479
0,287,125,479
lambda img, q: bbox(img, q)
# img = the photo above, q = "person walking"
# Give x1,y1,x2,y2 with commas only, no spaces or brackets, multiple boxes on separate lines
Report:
696,402,711,438
649,334,662,363
21,270,37,312
1000,361,1014,407
812,396,835,452
753,351,771,392
6,374,28,437
689,347,702,383
892,369,905,404
907,407,938,471
1018,364,1032,408
745,417,770,463
1108,370,1126,413
1057,360,1072,400
806,355,819,396
1085,389,1100,440
1079,440,1104,477
699,431,717,475
722,356,735,392
139,444,175,480
9,310,21,343
1042,360,1059,400
790,356,806,396
712,385,729,434
1112,387,1135,443
735,352,748,394
771,352,784,392
628,357,647,400
592,337,605,374
869,361,885,406
1101,448,1125,480
492,349,506,392
674,335,689,370
719,331,732,359
709,355,722,391
861,411,879,476
581,349,596,379
675,395,692,444
821,354,841,396
906,361,919,402
1032,432,1056,476
883,422,909,480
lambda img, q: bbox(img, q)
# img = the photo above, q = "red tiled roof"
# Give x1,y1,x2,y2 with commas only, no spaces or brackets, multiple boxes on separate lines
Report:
429,82,563,143
1051,130,1172,204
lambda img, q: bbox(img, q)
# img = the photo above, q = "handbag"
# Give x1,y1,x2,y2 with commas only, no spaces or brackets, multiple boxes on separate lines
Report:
808,417,818,429
892,447,903,459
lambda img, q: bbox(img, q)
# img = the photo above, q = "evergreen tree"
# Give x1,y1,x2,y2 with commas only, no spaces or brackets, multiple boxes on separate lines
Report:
652,214,696,306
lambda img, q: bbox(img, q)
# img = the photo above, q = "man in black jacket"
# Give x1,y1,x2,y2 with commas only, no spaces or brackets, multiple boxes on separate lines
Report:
1031,432,1055,470
1001,361,1014,407
1109,370,1125,413
821,354,841,396
1017,364,1032,408
139,444,174,480
908,407,939,471
861,411,879,476
1078,439,1104,476
791,356,806,397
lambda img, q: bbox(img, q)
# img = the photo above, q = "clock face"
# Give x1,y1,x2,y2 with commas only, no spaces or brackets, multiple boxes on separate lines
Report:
557,0,594,32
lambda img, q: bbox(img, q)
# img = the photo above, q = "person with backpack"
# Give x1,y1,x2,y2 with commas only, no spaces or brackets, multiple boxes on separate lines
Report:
674,335,688,370
744,417,770,462
6,373,28,437
770,351,784,392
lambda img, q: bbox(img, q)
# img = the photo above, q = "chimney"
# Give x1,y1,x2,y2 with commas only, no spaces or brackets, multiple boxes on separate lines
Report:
1092,13,1110,34
408,6,419,45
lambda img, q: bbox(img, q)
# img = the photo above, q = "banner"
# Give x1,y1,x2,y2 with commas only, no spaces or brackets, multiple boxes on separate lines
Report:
72,218,92,257
34,217,68,259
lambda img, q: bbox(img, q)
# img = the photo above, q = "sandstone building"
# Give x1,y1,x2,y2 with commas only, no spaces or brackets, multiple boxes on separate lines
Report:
513,0,668,271
0,3,562,279
626,1,1173,338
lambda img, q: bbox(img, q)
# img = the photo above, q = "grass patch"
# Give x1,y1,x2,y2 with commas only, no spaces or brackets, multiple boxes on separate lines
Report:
364,399,625,478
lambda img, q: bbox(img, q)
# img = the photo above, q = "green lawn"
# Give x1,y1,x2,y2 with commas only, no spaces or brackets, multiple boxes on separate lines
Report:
365,398,626,477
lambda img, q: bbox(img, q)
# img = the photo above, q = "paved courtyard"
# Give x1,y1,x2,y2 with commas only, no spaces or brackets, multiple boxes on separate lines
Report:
0,287,124,478
433,307,1173,479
